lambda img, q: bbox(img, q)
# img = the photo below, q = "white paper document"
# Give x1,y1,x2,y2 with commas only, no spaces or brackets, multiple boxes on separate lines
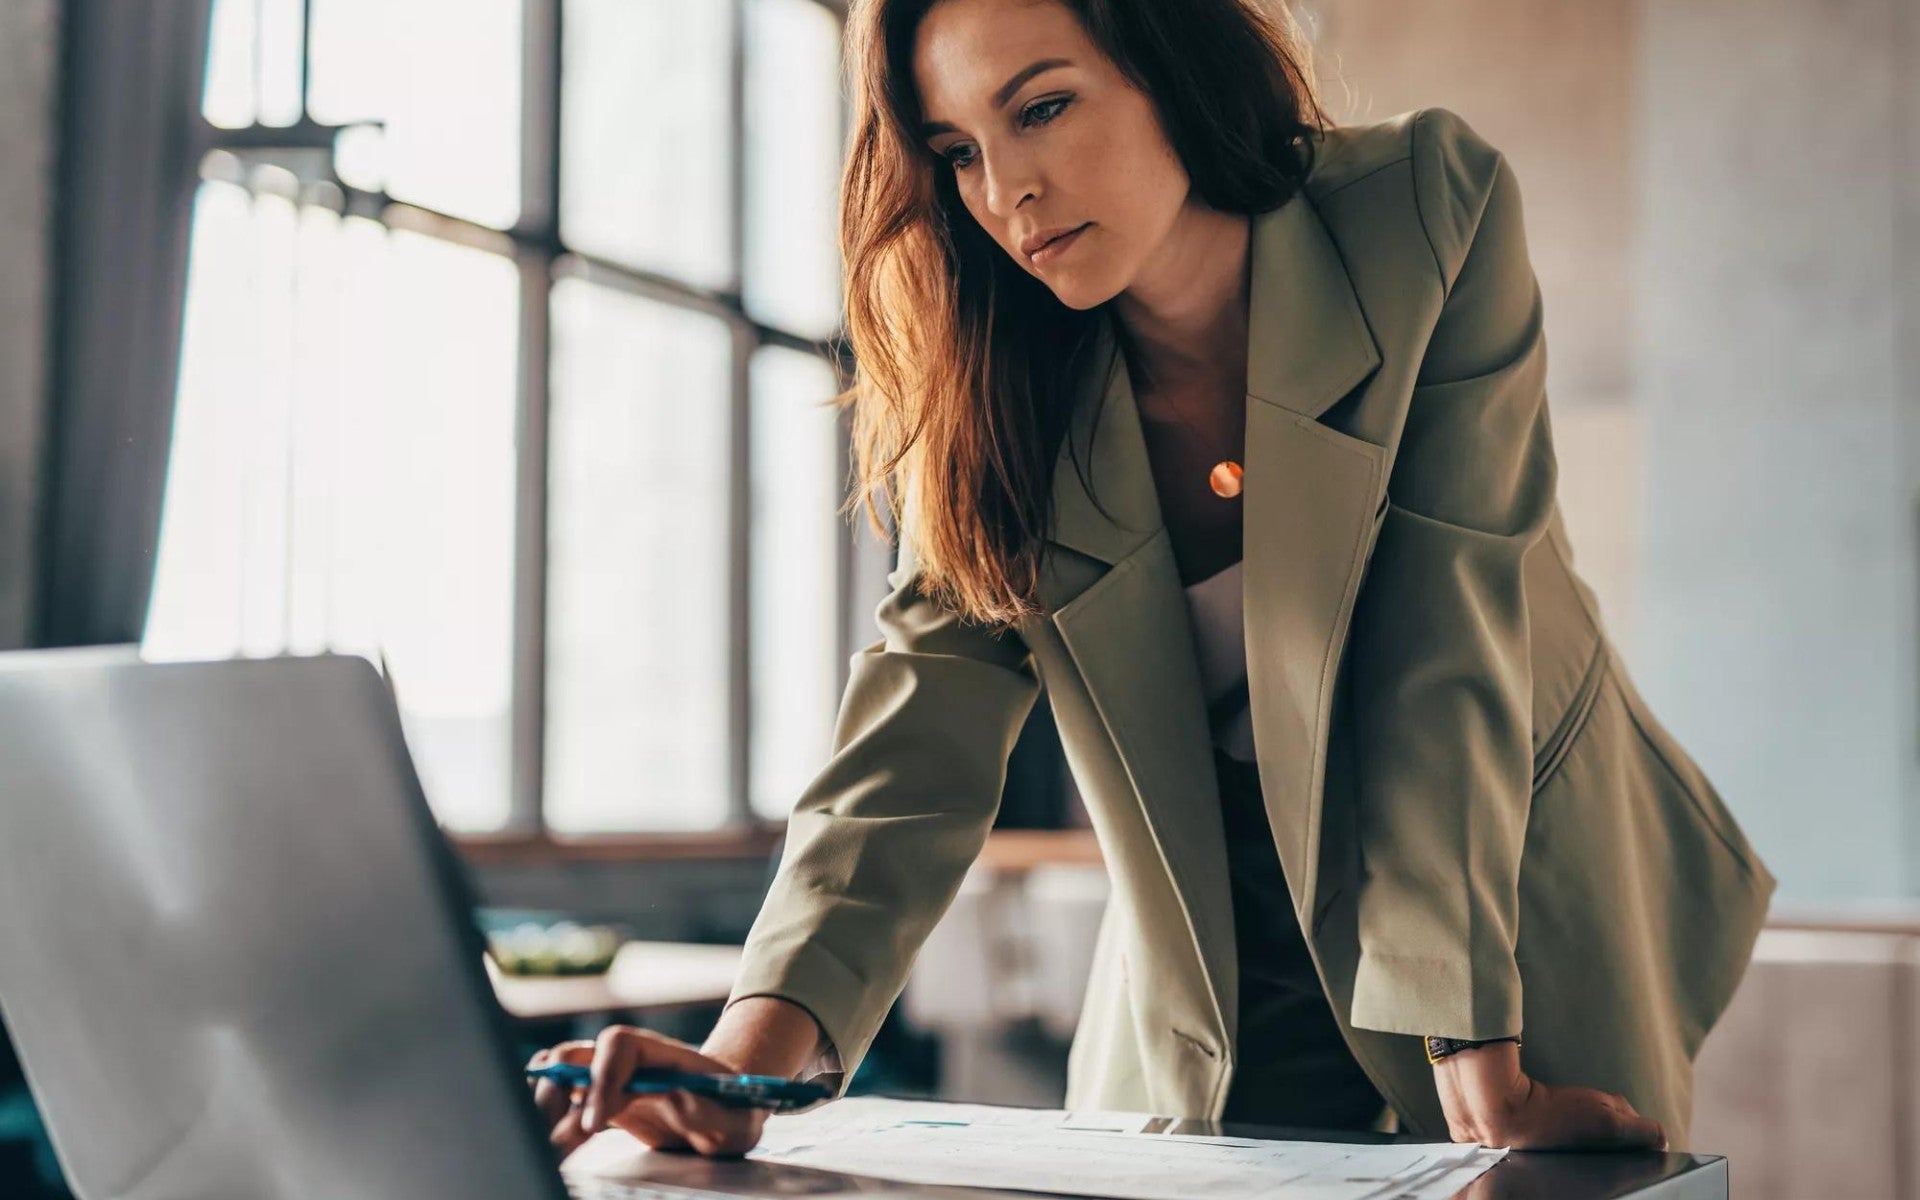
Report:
751,1095,1157,1155
747,1097,1506,1200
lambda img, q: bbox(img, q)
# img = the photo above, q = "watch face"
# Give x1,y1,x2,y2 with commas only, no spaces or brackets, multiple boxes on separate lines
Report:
1424,1035,1520,1065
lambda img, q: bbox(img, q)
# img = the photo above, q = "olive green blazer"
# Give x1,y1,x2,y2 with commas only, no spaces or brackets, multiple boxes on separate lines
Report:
726,105,1776,1150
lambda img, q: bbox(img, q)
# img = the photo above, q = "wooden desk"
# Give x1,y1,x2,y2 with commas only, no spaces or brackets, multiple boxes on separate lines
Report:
485,940,742,1022
975,829,1103,873
562,1104,1731,1199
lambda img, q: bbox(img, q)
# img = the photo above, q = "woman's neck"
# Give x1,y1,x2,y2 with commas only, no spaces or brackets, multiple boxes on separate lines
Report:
1108,205,1253,415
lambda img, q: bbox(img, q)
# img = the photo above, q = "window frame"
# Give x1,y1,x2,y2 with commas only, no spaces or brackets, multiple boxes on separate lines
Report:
190,0,861,855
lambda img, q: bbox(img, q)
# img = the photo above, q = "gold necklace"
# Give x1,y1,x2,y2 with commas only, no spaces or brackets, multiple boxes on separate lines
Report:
1151,383,1245,500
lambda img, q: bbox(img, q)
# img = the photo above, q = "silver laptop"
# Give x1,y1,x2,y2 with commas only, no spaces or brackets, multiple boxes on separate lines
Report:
0,647,687,1199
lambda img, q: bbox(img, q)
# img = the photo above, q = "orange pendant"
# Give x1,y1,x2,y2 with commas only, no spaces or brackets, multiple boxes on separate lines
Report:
1209,460,1244,499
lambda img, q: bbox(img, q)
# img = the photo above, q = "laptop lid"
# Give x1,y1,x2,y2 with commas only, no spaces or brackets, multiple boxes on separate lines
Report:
0,648,569,1200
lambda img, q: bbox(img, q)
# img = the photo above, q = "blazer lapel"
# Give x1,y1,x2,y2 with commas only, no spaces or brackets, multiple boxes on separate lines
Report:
1043,316,1242,1046
1240,185,1388,934
1040,180,1386,1046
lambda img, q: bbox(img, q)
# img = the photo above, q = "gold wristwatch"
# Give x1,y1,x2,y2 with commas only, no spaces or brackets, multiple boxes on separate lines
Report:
1424,1034,1521,1066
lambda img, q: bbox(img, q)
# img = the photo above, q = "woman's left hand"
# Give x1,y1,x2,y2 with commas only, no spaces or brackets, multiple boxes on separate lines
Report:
1432,1040,1667,1151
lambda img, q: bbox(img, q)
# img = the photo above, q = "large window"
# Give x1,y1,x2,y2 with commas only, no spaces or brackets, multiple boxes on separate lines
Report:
146,0,855,835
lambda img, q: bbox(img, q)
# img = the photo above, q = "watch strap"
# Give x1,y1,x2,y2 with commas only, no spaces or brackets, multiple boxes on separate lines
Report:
1424,1034,1521,1066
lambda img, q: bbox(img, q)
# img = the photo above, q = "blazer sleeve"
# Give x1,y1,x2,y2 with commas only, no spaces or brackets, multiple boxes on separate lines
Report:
723,510,1043,1096
1344,106,1557,1042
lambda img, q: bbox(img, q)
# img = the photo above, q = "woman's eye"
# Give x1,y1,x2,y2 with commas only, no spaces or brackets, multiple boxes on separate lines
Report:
1020,95,1070,127
942,95,1072,171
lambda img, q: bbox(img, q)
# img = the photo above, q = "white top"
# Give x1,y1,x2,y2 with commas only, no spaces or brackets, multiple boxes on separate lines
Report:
1182,559,1258,763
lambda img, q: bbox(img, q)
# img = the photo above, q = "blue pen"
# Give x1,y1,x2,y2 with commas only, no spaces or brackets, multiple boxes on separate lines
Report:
525,1062,831,1113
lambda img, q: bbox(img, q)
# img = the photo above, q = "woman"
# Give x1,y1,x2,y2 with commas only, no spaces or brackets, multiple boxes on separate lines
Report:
529,0,1775,1160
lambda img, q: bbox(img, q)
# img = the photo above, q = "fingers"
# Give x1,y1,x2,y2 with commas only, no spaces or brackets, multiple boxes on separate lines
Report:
582,1025,729,1135
527,1041,595,1140
610,1092,712,1155
528,1026,774,1158
579,1027,703,1152
666,1090,769,1158
548,1097,592,1158
1582,1088,1665,1151
1603,1094,1667,1151
527,1048,567,1125
607,1102,688,1152
584,1024,638,1134
1535,1084,1667,1152
603,1080,768,1156
671,1094,734,1158
613,1025,732,1072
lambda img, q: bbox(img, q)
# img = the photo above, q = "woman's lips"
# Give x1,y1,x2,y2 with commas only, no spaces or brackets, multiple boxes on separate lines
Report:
1029,222,1091,265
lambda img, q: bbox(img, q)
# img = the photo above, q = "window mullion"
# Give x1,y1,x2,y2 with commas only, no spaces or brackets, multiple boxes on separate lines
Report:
511,0,563,835
728,0,754,827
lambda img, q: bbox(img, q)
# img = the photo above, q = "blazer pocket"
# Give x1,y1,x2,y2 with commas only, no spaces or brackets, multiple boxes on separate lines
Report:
1531,637,1609,793
1299,411,1391,467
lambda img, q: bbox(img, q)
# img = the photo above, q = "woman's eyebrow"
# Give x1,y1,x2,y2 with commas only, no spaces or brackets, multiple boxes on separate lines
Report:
919,57,1073,137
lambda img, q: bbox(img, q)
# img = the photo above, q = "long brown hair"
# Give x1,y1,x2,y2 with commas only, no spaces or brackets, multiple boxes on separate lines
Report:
833,0,1331,629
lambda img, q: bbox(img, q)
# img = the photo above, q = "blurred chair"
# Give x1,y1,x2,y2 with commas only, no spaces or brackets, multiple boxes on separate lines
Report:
1024,864,1112,1042
903,861,1109,1106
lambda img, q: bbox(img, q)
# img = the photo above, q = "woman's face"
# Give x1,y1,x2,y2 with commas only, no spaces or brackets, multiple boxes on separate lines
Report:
912,0,1192,310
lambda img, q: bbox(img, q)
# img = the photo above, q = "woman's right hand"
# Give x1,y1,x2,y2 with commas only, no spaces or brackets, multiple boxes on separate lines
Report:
527,1025,772,1160
1433,1040,1667,1151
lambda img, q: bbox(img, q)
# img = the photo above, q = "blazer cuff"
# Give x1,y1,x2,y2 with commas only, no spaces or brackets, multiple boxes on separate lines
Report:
725,937,883,1101
1348,949,1523,1042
